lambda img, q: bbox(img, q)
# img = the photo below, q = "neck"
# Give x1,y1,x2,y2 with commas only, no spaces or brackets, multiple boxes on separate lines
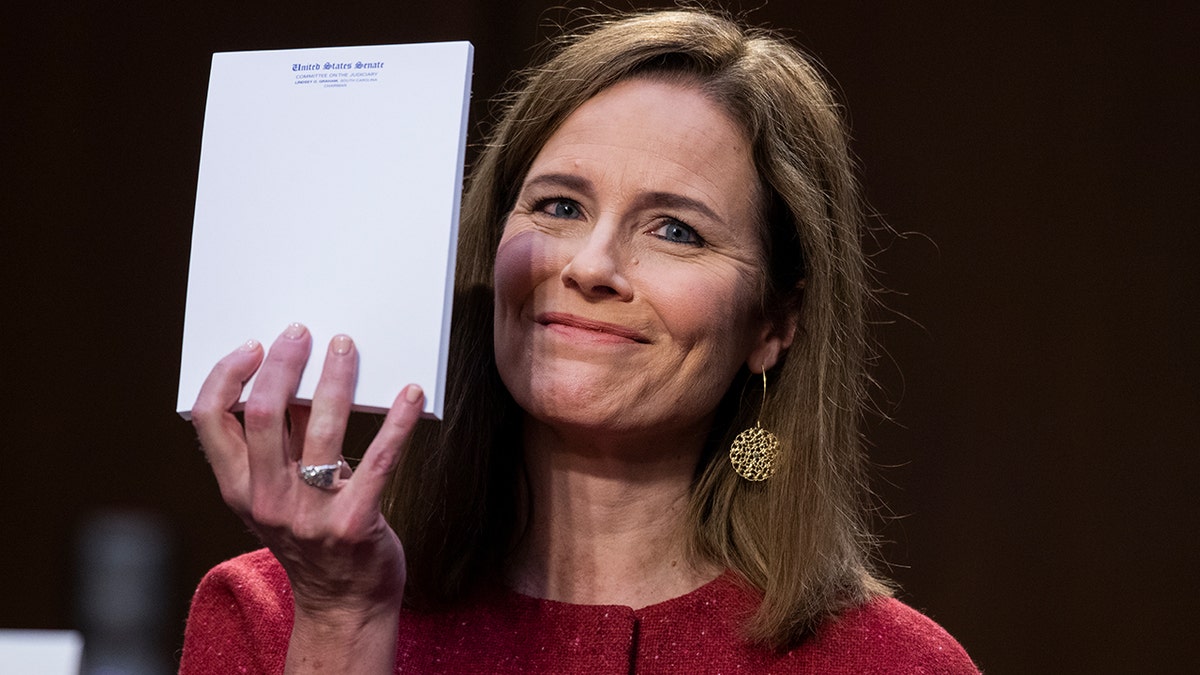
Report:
505,419,720,609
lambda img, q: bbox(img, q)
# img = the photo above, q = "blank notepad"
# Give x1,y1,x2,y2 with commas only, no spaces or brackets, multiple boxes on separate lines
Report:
178,42,473,419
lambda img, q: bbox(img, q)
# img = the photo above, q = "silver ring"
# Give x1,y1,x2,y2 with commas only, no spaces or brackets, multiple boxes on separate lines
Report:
298,460,343,489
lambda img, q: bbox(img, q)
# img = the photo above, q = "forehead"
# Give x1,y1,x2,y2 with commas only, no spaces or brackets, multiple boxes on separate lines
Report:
550,76,745,143
527,77,762,222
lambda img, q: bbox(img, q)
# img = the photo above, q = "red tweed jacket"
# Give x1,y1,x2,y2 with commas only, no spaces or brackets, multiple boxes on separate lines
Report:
181,549,978,674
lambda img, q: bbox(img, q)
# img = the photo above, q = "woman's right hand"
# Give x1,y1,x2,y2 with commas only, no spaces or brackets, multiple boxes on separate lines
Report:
190,323,423,673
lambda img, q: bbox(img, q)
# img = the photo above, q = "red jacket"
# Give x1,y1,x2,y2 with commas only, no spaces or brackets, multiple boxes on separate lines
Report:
181,548,978,673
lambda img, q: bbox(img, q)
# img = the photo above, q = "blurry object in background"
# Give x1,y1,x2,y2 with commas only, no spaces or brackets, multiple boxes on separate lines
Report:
75,511,172,675
0,630,83,675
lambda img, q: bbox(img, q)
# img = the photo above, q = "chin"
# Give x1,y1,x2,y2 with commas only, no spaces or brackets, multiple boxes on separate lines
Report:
509,369,632,429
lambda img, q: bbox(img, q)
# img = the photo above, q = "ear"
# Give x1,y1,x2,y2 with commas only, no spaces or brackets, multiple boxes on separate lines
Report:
747,320,799,375
746,320,796,373
746,281,803,373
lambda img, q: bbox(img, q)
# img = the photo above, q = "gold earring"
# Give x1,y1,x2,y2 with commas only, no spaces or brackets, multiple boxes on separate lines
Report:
729,369,780,481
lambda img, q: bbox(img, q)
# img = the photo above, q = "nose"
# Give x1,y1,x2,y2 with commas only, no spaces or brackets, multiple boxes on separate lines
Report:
559,220,633,300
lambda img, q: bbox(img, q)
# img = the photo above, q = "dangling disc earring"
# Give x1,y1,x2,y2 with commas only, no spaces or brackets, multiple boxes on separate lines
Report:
729,369,780,481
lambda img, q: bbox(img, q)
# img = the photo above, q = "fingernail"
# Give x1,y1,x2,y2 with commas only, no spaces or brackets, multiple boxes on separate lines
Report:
283,322,307,340
331,334,353,355
405,385,424,404
239,339,260,352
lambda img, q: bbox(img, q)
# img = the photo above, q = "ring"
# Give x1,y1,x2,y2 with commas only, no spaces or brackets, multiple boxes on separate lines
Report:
298,460,343,489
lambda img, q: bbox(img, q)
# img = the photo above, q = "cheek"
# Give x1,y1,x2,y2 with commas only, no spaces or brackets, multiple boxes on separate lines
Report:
493,225,565,370
493,232,529,389
644,263,761,355
493,227,548,309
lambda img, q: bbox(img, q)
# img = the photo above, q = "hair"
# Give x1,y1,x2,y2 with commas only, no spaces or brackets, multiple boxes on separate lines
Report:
383,7,890,649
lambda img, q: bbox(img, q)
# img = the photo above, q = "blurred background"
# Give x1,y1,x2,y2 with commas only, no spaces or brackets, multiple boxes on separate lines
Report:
3,1,1196,672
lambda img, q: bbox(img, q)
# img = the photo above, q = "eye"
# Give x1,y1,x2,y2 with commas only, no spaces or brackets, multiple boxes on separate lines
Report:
537,198,583,219
652,219,704,246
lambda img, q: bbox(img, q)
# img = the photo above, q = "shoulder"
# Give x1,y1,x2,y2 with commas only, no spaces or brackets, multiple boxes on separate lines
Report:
180,548,294,675
784,596,979,674
197,547,288,586
628,573,977,674
188,547,294,621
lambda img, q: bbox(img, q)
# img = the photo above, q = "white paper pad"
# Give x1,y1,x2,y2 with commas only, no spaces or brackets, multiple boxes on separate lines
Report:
178,42,473,419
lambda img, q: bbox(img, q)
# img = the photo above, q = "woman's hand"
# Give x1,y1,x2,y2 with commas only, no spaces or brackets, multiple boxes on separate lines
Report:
191,323,423,673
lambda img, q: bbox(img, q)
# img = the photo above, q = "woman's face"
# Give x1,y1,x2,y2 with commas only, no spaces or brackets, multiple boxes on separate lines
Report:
494,77,789,440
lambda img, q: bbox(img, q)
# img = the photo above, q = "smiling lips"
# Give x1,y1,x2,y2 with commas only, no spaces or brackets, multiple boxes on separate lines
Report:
536,312,651,344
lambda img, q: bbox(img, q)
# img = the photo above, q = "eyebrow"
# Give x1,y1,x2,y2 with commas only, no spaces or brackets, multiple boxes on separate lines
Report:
520,172,724,224
520,172,594,197
634,191,722,224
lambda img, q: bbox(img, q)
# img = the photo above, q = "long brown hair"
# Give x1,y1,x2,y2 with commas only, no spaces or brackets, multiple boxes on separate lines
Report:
384,8,888,649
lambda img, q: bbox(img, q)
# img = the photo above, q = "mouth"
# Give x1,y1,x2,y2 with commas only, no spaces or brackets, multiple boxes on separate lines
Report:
535,312,652,344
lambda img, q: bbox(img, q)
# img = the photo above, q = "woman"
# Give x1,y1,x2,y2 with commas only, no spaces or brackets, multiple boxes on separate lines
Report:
183,9,977,673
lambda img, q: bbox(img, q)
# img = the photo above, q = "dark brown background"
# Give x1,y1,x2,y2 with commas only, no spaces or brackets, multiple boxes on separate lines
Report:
4,1,1196,672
